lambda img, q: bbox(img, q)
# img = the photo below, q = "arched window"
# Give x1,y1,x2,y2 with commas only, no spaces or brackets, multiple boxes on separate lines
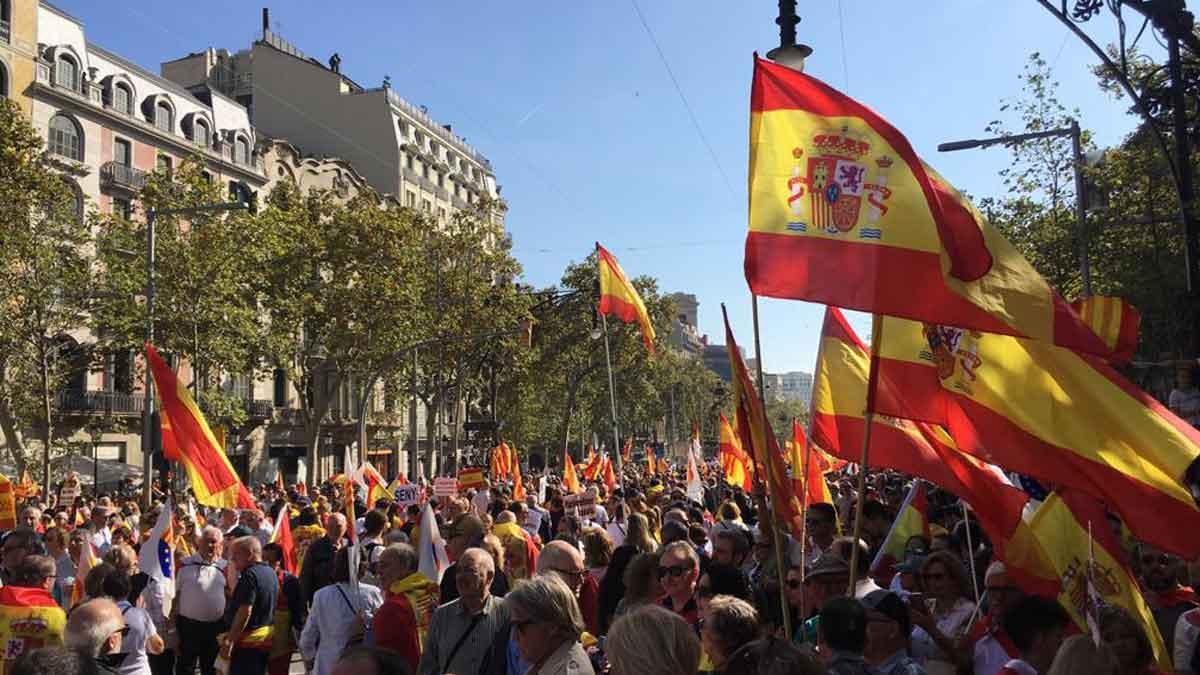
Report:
193,120,209,147
234,136,249,165
47,114,82,160
155,101,173,133
113,83,131,115
55,54,78,92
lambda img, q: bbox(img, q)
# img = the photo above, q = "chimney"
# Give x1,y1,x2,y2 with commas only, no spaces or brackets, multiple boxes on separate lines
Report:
262,8,269,38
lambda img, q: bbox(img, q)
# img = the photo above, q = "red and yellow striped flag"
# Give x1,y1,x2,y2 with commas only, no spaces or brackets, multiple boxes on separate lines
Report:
597,243,656,353
1071,296,1140,362
602,455,617,493
723,307,803,537
146,343,254,509
869,480,930,579
745,56,1115,357
872,314,1200,558
789,419,832,507
719,413,753,492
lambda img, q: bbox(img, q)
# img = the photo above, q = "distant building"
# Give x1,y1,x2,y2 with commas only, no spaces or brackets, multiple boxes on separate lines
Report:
703,345,734,382
762,373,785,402
666,292,703,358
779,371,813,405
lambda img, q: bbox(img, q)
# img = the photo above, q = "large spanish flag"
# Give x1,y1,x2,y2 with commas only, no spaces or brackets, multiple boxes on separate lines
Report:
723,307,803,537
812,307,1039,572
1014,490,1170,671
745,56,1112,357
597,243,656,353
872,314,1200,558
146,343,254,509
719,413,753,492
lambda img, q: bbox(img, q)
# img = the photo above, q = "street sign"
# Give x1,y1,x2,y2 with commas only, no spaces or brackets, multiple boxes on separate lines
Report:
434,477,458,497
394,484,421,508
564,489,597,520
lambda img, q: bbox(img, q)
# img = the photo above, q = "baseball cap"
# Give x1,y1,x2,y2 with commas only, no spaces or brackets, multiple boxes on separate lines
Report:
860,590,911,635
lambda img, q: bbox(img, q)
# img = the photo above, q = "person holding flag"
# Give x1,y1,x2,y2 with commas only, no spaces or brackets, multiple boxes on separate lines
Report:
262,541,304,675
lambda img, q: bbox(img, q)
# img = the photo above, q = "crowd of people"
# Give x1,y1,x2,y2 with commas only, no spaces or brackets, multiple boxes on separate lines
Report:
0,455,1193,675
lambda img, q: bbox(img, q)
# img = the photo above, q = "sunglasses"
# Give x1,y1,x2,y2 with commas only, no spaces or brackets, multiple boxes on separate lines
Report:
658,565,691,579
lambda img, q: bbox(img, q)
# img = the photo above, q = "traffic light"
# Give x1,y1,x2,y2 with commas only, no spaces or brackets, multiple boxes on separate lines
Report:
230,181,258,214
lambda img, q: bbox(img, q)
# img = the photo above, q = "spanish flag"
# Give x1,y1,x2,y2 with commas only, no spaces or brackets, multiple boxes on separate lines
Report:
1013,490,1170,671
719,413,753,492
602,455,617,493
511,447,527,502
270,506,298,576
563,453,581,494
582,449,604,481
869,480,930,580
811,307,1035,570
872,314,1200,558
359,462,389,509
745,56,1113,357
146,343,254,509
723,307,803,537
0,476,14,532
789,419,832,507
597,243,656,353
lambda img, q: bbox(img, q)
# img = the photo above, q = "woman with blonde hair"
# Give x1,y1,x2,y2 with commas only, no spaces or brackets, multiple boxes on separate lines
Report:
581,527,614,583
910,550,976,674
1046,634,1119,675
625,512,657,554
612,552,662,622
607,604,701,675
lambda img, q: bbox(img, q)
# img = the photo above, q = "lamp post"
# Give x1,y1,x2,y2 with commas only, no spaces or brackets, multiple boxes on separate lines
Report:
138,192,256,508
938,121,1092,296
766,0,813,71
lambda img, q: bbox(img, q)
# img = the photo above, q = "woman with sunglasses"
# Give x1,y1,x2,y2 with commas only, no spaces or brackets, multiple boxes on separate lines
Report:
910,550,976,675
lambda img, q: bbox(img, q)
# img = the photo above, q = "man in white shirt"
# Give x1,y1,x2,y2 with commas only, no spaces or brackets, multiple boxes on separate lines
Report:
471,481,492,516
89,506,113,556
172,526,228,675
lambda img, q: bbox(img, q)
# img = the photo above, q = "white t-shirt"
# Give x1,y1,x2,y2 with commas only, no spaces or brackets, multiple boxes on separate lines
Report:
472,489,491,515
115,600,158,675
175,554,228,622
523,509,545,538
606,521,627,548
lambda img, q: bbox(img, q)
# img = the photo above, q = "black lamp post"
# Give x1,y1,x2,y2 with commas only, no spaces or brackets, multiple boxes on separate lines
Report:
766,0,813,71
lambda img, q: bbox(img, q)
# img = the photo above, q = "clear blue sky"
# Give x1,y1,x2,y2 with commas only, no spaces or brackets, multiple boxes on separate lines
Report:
61,1,1154,372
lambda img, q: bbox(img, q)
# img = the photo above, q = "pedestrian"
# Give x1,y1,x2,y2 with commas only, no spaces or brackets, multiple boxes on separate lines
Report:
261,542,304,675
1137,543,1197,658
860,590,926,675
820,596,872,675
721,635,824,675
299,546,383,675
10,646,91,675
299,512,346,604
64,598,127,674
963,562,1024,675
606,604,701,675
503,575,594,675
220,536,278,675
173,526,228,675
658,541,701,628
699,595,760,672
372,543,438,673
1045,634,1118,675
101,569,163,675
999,595,1070,675
417,548,508,675
0,556,66,672
329,645,409,675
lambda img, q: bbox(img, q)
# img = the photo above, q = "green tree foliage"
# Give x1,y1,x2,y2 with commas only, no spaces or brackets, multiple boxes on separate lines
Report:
0,99,96,485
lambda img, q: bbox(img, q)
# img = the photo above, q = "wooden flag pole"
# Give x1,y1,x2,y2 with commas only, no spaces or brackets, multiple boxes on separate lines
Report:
797,316,829,620
750,295,793,638
847,313,884,596
961,501,982,606
600,312,625,495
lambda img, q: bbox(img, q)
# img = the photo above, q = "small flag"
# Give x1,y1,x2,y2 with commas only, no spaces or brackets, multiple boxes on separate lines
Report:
137,498,175,616
270,504,298,576
597,242,657,353
417,503,449,584
563,453,581,494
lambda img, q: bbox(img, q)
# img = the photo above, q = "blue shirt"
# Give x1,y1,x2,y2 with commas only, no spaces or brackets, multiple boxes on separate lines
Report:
876,649,927,675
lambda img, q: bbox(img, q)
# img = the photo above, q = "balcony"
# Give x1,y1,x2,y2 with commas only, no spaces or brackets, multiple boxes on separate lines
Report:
1,19,10,45
100,162,147,192
244,399,275,419
451,195,470,211
55,390,144,416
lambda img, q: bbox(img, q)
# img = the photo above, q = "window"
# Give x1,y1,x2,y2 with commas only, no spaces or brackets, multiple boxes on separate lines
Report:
0,62,9,99
113,84,131,114
229,374,251,400
435,171,443,189
114,138,131,167
422,198,431,213
273,369,288,407
156,154,173,176
200,171,212,184
406,191,416,207
112,197,131,220
48,114,82,160
193,120,209,148
155,101,173,133
104,350,133,394
438,207,446,223
406,153,414,170
55,55,78,91
234,137,250,165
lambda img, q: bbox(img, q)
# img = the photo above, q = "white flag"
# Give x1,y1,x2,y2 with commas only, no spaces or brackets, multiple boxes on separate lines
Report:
417,503,450,584
137,497,175,615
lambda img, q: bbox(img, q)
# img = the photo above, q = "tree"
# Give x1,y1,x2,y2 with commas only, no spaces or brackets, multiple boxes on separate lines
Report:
94,157,267,434
0,99,97,487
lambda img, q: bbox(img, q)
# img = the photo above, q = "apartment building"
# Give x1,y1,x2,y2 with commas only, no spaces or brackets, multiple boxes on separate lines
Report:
0,0,37,112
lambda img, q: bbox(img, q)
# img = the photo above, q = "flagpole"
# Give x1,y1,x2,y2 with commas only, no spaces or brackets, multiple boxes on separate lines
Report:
750,294,793,638
847,313,884,596
798,311,830,616
961,501,982,606
600,313,625,494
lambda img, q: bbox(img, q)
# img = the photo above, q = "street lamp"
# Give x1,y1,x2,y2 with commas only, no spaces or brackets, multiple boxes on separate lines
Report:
938,121,1092,296
766,0,813,72
138,188,257,507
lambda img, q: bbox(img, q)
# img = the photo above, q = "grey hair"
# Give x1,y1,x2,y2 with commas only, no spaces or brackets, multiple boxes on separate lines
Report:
232,536,262,558
200,525,224,540
704,595,761,658
382,543,418,572
607,605,702,675
459,547,495,576
504,575,585,639
65,599,123,656
659,540,699,569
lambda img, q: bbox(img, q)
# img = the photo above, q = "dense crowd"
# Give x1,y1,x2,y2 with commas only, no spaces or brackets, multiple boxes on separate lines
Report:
0,455,1193,675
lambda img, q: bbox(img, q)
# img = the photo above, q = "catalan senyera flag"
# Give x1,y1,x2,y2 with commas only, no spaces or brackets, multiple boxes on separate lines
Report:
1012,490,1170,671
1071,296,1140,363
745,56,1115,357
563,453,581,494
597,243,656,353
146,343,254,510
723,306,803,537
489,442,511,480
812,307,1037,570
582,449,604,481
869,480,930,579
719,413,753,492
510,447,527,503
872,314,1200,558
14,470,39,499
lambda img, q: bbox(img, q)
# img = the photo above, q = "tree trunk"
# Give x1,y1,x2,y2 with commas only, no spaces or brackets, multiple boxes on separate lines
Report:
39,343,52,492
0,356,29,476
423,396,438,477
298,365,337,487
